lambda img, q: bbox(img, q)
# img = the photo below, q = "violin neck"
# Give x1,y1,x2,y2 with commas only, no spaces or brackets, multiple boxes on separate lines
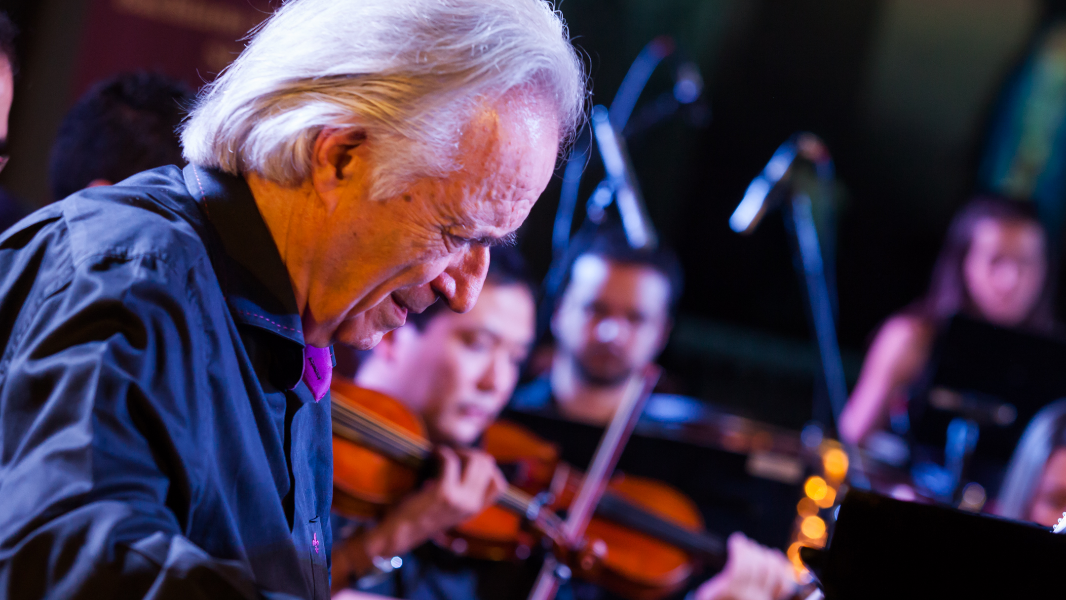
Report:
595,491,725,563
332,400,432,469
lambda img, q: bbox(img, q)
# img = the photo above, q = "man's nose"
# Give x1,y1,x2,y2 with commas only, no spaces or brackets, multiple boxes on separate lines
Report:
994,262,1021,290
476,353,502,393
594,317,625,343
430,245,490,313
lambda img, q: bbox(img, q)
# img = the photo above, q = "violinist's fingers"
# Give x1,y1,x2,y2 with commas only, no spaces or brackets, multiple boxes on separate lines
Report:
454,448,502,510
435,446,462,486
726,532,759,586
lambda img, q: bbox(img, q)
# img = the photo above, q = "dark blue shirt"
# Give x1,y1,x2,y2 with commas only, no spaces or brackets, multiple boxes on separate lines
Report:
0,165,332,599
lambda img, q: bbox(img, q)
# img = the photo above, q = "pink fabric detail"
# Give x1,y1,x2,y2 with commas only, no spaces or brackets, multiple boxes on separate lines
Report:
312,532,320,555
236,309,299,332
302,345,332,402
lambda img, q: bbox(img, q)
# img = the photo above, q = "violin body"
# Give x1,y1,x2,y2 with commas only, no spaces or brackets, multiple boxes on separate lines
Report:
331,380,425,518
474,420,713,600
579,474,702,599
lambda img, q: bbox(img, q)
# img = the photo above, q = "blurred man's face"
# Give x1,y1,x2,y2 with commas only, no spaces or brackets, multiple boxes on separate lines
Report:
367,282,535,446
0,56,13,163
552,255,671,386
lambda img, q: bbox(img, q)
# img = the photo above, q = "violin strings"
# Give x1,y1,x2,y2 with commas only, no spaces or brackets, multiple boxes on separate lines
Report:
331,396,567,540
331,400,431,465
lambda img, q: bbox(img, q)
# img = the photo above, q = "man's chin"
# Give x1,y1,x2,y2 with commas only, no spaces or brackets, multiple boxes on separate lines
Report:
575,360,632,387
335,319,393,350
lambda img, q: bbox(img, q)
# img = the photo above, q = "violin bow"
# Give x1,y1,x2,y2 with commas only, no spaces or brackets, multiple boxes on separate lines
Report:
527,365,662,600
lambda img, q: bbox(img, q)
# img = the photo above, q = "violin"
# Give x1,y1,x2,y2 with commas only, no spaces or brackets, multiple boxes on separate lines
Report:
472,420,726,600
330,378,565,546
330,379,726,600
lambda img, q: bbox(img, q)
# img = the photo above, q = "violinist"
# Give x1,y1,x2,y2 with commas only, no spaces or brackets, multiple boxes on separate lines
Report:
996,399,1066,526
510,223,689,426
335,246,795,600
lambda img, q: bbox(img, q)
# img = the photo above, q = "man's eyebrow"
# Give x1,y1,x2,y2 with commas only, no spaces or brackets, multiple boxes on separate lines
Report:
465,231,517,248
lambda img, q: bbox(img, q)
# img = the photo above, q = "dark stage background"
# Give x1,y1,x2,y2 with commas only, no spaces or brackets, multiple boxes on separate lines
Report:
0,0,1053,431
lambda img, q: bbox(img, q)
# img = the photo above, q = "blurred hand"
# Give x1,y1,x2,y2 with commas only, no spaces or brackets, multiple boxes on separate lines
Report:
332,446,507,593
693,533,796,600
396,446,506,532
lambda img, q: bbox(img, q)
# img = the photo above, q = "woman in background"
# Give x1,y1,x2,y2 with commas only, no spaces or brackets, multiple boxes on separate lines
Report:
996,399,1066,526
839,197,1056,445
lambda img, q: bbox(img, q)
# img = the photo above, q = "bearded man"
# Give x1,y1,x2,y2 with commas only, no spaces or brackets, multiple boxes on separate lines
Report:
0,0,583,598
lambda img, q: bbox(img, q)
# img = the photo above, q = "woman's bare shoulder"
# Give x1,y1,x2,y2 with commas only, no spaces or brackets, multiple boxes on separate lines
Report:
868,313,935,374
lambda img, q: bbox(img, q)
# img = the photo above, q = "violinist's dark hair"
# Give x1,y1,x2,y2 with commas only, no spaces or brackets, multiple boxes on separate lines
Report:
912,196,1056,332
405,245,536,331
49,72,194,201
996,399,1066,520
0,12,16,72
556,221,684,314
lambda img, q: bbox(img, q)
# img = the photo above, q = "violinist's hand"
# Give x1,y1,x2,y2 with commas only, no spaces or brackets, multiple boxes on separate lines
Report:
693,533,796,600
332,446,506,592
401,446,506,531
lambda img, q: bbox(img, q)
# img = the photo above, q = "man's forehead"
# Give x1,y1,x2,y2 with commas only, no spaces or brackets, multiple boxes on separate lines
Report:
569,254,671,304
452,91,557,235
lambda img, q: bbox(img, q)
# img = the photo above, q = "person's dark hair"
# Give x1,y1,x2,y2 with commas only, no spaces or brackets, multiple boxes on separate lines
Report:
0,12,17,73
996,399,1066,520
405,245,537,331
914,196,1056,332
555,221,684,314
48,72,194,200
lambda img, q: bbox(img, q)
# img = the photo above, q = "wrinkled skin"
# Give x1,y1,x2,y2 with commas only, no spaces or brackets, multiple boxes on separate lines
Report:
250,89,559,348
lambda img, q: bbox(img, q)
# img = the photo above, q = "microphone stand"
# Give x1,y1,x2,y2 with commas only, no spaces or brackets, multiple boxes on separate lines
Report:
551,35,703,260
729,134,869,490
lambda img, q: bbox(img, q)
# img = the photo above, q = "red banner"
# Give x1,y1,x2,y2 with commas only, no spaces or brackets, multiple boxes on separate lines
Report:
72,0,278,100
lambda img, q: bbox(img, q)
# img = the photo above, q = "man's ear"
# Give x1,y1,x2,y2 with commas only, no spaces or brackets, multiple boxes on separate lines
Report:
309,127,369,213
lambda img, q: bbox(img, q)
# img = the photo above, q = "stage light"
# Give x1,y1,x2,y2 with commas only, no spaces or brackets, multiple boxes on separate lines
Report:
800,515,826,539
797,497,819,517
804,476,828,501
823,447,848,481
815,486,836,509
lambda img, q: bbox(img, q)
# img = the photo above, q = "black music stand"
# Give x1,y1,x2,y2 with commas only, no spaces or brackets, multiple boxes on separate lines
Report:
907,314,1066,499
801,490,1066,600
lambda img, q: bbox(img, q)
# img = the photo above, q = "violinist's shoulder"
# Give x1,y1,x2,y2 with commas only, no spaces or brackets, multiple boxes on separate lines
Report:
508,377,553,412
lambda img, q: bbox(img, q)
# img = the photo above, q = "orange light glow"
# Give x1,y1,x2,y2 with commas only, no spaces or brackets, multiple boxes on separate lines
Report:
815,486,836,509
787,541,804,564
787,542,807,578
804,476,828,501
800,515,826,539
823,447,848,481
797,497,819,517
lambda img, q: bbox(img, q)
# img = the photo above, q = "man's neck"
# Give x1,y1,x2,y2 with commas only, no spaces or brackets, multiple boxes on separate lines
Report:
246,173,320,340
549,354,636,426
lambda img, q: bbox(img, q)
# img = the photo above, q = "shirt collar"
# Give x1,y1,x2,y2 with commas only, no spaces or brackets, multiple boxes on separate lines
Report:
183,164,305,347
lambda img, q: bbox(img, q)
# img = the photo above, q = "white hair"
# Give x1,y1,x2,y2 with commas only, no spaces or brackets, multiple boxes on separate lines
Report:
181,0,586,198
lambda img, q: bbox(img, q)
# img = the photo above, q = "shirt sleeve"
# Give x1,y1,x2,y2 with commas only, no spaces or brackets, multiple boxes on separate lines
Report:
0,252,295,600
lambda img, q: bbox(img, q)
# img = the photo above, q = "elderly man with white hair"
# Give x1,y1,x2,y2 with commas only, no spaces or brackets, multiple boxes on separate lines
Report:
0,0,583,598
